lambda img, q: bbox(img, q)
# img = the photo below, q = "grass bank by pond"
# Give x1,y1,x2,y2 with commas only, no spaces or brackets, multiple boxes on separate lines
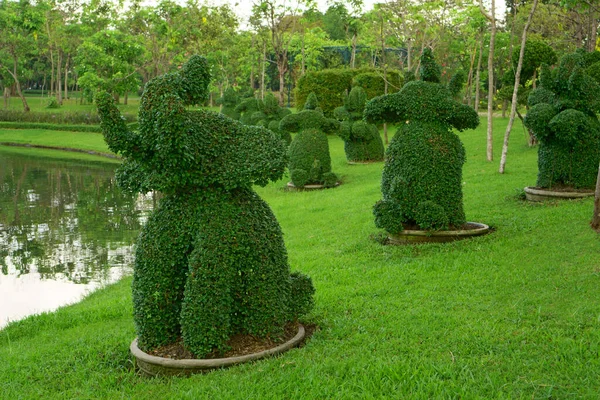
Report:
1,117,599,398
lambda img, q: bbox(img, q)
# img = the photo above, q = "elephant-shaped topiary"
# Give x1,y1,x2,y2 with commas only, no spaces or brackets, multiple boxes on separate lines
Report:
524,51,600,189
364,49,479,232
279,93,339,188
333,86,384,163
216,87,240,120
95,55,315,358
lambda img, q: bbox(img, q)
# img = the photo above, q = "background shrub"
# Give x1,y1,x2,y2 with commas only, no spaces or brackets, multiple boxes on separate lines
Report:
288,128,337,187
334,86,384,163
216,87,240,120
524,51,600,189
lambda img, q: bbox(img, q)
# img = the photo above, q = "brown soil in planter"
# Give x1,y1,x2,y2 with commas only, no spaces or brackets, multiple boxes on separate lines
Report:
147,322,317,360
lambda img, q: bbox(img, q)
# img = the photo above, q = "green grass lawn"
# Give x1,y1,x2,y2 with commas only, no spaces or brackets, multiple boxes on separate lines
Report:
1,117,599,398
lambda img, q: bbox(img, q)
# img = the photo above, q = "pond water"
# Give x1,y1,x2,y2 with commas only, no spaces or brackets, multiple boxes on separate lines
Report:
0,148,152,328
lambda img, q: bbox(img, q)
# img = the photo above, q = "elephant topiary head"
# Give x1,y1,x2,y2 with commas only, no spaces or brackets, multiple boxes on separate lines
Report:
96,55,287,194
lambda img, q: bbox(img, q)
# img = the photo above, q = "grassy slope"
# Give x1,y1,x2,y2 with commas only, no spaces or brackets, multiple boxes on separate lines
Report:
1,118,599,399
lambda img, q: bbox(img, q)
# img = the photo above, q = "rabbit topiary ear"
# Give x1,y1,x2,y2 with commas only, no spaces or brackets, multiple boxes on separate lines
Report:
179,55,211,106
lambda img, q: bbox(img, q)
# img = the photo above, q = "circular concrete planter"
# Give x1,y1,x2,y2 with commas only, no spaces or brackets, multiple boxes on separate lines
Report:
131,325,306,377
286,182,340,191
524,186,595,202
388,222,490,245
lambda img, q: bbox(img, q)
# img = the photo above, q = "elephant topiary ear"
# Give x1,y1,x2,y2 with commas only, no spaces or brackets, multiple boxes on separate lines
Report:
179,55,211,106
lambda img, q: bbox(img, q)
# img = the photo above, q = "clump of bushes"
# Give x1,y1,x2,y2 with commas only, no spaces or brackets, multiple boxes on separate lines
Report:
235,93,292,144
296,67,403,115
0,109,135,125
96,55,314,358
45,97,60,109
334,86,384,163
524,51,600,189
215,87,240,120
280,93,339,188
364,48,479,232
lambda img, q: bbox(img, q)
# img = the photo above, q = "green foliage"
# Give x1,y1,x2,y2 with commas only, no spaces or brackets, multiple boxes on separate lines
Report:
304,92,320,110
512,40,557,84
288,128,337,187
0,121,102,133
216,87,240,120
352,71,404,100
419,48,441,83
235,97,262,125
524,51,600,189
45,97,60,109
335,87,384,162
0,109,135,125
296,68,402,115
365,51,479,233
96,55,314,357
279,93,340,136
447,70,466,99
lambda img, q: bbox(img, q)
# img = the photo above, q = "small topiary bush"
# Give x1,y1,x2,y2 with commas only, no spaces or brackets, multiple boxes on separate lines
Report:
334,86,384,163
364,48,479,232
96,55,314,358
524,51,600,189
45,97,60,109
288,128,337,187
216,87,240,120
235,97,262,125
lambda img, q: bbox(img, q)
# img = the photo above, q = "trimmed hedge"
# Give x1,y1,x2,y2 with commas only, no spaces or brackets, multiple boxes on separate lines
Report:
0,109,136,125
0,121,102,133
364,50,479,232
96,55,314,357
352,70,404,100
296,67,403,115
524,51,600,189
334,87,384,162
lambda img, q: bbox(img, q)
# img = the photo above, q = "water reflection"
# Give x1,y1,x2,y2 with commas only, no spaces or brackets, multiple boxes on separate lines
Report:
0,148,152,328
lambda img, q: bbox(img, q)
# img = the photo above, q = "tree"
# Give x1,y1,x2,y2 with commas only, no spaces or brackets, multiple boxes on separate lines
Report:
593,163,600,231
499,0,540,174
479,0,497,161
251,0,303,106
76,29,145,104
0,0,44,112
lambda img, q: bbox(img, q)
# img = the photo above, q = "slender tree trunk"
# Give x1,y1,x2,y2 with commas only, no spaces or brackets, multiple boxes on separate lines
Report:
3,87,9,109
381,18,389,144
592,162,600,231
124,92,128,105
56,51,63,105
49,49,55,96
64,56,69,101
6,58,30,112
480,0,496,161
475,37,483,112
351,33,357,68
499,0,539,174
261,42,266,100
465,47,476,106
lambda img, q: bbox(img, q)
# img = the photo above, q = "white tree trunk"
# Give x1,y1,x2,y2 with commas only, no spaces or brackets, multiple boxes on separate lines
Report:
499,0,539,174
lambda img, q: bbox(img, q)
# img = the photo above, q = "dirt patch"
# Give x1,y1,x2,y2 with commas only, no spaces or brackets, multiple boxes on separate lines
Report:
147,322,317,360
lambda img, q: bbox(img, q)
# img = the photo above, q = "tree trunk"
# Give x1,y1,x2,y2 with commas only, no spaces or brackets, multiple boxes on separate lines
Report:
591,162,600,231
475,37,484,112
49,49,55,96
465,46,476,106
502,99,508,117
56,51,63,105
499,0,539,174
480,0,496,161
124,92,128,105
351,33,357,68
3,87,9,109
64,56,69,101
261,42,266,100
381,17,388,144
7,59,29,112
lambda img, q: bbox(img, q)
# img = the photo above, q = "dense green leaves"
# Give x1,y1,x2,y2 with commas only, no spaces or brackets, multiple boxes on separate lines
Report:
334,87,384,163
524,51,600,189
366,51,478,232
288,128,337,188
97,55,314,357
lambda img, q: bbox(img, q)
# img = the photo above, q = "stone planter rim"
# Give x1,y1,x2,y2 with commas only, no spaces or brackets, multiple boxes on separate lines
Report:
131,324,305,375
388,221,490,244
287,181,340,190
524,186,594,200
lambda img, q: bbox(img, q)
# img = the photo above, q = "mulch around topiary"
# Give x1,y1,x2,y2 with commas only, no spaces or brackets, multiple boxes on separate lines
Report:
147,322,317,360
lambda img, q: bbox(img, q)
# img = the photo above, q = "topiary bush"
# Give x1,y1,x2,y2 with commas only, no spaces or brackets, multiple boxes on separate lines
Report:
524,51,600,189
235,96,262,125
95,55,315,358
216,87,240,120
280,93,339,188
334,86,384,163
364,49,479,233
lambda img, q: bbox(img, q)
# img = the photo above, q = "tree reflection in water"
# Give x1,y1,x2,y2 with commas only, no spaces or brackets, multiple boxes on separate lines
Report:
0,148,153,327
